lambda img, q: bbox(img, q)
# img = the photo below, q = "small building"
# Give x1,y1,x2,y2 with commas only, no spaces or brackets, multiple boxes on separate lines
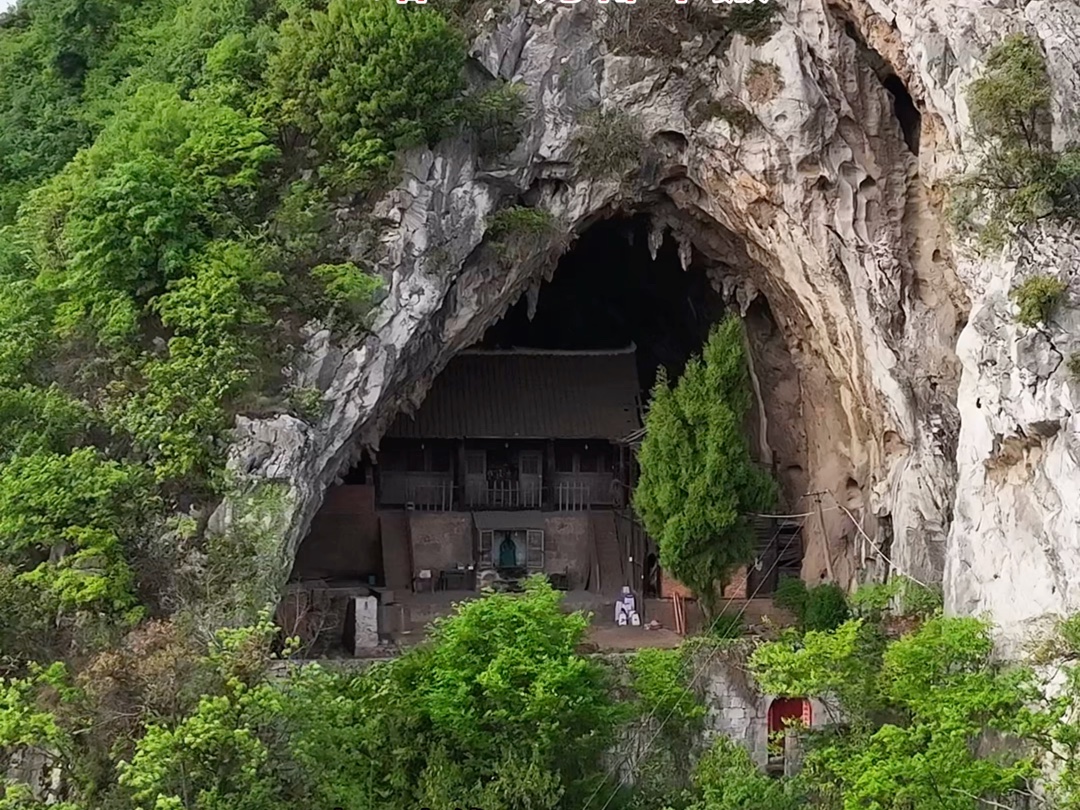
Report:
287,348,647,649
287,345,804,653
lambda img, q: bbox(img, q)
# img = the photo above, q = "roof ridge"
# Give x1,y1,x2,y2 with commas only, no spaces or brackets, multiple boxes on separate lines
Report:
459,343,637,357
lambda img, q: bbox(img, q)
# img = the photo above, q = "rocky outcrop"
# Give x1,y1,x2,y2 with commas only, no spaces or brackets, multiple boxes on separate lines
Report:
212,0,1080,645
946,226,1080,653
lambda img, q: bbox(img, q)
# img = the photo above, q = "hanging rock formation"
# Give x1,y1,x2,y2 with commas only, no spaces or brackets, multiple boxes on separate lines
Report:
212,0,1080,650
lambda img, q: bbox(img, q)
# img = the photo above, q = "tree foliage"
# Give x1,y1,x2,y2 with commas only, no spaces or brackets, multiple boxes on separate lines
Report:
634,316,777,605
684,737,801,810
267,0,465,188
749,616,1042,810
958,33,1080,246
4,582,627,810
0,0,441,669
1010,272,1069,327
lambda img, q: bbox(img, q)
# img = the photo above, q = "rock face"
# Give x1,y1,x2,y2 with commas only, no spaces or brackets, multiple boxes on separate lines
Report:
213,0,1080,645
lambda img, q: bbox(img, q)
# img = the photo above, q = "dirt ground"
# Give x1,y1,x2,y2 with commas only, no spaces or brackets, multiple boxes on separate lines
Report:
585,625,684,650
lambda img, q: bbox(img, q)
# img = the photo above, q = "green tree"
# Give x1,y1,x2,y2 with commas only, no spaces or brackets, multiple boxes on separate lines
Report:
112,580,623,810
634,316,777,607
686,737,801,810
749,616,1039,810
959,34,1080,244
0,448,154,617
266,0,465,189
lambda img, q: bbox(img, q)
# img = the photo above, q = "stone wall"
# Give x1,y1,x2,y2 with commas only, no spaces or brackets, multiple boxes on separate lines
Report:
408,513,473,573
606,645,830,785
543,513,591,585
292,485,380,579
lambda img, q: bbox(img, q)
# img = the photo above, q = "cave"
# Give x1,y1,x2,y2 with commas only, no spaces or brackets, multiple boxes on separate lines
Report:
478,216,722,391
285,215,805,654
882,74,921,156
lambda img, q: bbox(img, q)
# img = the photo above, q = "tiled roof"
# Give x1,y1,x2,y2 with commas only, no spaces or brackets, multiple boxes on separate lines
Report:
386,347,642,441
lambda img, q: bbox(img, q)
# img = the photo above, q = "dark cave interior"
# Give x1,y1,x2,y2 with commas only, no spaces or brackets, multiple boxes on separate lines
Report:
479,215,725,393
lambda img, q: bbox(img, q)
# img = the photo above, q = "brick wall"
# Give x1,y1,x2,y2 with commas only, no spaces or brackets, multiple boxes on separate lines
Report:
658,566,749,601
660,570,694,599
543,514,591,587
409,513,473,572
722,565,749,599
292,485,380,579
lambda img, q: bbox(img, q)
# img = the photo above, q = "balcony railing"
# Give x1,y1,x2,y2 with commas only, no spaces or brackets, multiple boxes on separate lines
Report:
385,475,619,512
405,480,454,512
556,481,590,512
464,480,541,509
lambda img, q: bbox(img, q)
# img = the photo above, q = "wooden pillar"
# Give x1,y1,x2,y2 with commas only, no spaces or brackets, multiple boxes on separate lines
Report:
543,440,555,511
455,440,467,511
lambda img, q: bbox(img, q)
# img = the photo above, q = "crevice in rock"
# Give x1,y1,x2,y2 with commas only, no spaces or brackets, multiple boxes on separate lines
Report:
882,74,921,155
840,19,921,156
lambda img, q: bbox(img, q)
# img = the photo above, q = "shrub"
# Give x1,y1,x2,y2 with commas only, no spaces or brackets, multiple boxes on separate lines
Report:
0,448,155,616
692,98,757,133
750,616,1039,809
803,583,850,632
773,576,808,618
1010,273,1068,327
309,262,383,326
573,109,648,179
486,205,558,264
267,0,466,189
968,34,1051,148
286,386,325,423
960,34,1080,243
728,2,780,44
600,0,778,58
1069,351,1080,382
687,737,801,810
629,648,705,727
711,612,746,639
454,82,527,158
487,205,555,239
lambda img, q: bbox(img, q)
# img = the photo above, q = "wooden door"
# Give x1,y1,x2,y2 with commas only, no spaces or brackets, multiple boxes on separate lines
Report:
526,529,544,571
518,451,542,508
465,450,487,507
478,529,494,568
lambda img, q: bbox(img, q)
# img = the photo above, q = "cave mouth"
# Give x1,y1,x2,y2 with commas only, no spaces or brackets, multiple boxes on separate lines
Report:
479,214,725,393
284,214,805,654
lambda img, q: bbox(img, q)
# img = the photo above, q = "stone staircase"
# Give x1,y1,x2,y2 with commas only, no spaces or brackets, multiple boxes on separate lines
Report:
589,511,626,596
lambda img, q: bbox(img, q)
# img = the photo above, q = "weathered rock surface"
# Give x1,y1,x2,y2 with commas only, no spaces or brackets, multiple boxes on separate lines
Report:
212,0,1080,646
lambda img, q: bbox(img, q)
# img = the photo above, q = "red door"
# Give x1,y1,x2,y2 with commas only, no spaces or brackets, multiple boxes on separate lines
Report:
768,697,811,754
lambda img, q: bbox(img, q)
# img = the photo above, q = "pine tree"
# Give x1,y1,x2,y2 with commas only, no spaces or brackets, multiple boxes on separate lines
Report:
633,315,777,608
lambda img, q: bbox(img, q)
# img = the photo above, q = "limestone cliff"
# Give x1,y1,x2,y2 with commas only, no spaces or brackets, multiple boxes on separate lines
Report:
213,0,1080,648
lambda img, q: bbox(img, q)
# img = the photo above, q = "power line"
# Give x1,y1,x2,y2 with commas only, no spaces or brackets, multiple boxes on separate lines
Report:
830,495,930,589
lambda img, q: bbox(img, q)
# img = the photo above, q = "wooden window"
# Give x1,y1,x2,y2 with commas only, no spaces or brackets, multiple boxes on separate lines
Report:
382,448,406,472
577,450,598,473
519,452,540,476
430,446,451,472
526,529,544,570
466,450,486,475
478,530,494,568
596,445,612,473
555,445,575,473
406,448,426,472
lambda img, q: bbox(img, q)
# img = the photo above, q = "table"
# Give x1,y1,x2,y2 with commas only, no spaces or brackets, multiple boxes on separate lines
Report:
438,569,473,591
